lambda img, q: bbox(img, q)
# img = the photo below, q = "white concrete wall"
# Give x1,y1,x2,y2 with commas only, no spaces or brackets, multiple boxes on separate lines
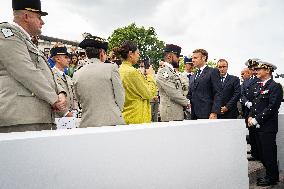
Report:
278,114,284,171
279,102,284,114
0,120,248,189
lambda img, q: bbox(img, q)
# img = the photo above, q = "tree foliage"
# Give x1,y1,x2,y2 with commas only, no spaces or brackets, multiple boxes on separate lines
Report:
108,23,165,70
207,59,217,68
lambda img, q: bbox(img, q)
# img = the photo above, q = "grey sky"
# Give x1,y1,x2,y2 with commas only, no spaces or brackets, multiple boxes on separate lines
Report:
1,0,284,77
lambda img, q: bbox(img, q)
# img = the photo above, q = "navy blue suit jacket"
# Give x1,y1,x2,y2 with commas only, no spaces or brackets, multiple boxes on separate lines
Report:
218,74,241,119
188,66,222,119
249,79,283,133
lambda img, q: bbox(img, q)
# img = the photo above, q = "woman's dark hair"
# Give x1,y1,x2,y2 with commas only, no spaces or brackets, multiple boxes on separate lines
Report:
70,53,79,65
113,40,138,60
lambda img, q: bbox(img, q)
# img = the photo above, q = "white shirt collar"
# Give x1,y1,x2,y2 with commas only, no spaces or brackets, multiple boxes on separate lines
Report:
12,22,32,40
262,78,271,86
164,62,174,71
221,73,228,79
54,66,64,76
87,58,103,64
199,64,207,71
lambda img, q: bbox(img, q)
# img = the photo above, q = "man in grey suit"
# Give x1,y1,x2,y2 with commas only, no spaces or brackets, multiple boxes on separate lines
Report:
156,44,189,122
0,0,67,133
188,49,222,119
73,35,125,127
51,44,78,117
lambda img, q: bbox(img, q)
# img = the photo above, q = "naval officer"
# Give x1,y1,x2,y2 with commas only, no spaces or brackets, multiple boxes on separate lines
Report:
248,61,283,186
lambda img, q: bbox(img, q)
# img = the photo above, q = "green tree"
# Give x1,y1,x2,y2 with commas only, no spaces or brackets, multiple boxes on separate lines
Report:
207,59,217,68
108,23,165,70
179,57,185,72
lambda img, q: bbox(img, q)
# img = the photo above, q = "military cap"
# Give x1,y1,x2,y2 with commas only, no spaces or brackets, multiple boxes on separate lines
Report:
12,0,48,16
244,58,261,68
79,34,108,51
164,44,182,56
50,44,69,58
255,61,277,72
184,56,193,64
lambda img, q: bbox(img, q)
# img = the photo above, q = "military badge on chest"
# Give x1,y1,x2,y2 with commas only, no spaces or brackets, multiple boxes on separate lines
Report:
162,71,169,79
1,28,14,38
260,89,269,95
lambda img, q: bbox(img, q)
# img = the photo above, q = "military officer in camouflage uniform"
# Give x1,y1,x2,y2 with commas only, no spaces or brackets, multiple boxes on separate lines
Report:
50,44,78,117
156,44,189,122
248,61,283,186
0,0,67,132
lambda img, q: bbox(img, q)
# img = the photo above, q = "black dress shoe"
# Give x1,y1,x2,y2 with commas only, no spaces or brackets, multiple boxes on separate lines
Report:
257,177,266,182
257,177,279,183
257,178,278,186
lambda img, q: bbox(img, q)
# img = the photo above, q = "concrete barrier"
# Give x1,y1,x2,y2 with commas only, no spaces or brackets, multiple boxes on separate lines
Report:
279,102,284,114
0,120,248,189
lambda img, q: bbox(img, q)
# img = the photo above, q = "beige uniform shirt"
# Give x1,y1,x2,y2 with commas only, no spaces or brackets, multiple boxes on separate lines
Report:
0,22,64,127
73,58,125,127
52,67,78,117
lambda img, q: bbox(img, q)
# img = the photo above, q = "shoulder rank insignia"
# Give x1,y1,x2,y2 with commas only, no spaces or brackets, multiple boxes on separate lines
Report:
1,28,14,38
162,71,169,79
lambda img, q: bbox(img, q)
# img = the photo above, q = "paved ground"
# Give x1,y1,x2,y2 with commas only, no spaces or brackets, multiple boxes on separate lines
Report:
248,145,284,189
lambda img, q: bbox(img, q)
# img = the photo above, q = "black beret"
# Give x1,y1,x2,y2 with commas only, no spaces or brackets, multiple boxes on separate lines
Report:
79,35,108,51
12,0,48,16
50,46,69,58
164,44,182,56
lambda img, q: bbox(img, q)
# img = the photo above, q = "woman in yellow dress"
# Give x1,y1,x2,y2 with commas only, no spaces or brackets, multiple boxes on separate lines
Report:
113,41,157,124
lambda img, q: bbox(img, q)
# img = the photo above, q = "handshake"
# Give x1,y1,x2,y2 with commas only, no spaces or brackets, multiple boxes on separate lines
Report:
52,93,67,112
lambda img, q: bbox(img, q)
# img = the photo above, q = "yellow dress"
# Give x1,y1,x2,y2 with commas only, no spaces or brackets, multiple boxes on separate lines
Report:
119,61,157,124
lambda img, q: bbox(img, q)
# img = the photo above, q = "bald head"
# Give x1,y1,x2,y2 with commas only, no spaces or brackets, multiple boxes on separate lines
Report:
13,10,44,37
241,68,252,81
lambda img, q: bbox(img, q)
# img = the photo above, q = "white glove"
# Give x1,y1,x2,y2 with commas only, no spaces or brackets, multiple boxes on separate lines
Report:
245,101,252,109
251,118,260,128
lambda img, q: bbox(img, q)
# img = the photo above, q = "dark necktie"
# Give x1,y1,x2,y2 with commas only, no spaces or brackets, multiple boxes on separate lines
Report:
195,69,201,80
221,76,225,86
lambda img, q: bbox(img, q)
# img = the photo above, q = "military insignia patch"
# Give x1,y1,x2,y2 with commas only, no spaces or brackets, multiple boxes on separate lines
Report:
1,28,14,38
162,71,169,79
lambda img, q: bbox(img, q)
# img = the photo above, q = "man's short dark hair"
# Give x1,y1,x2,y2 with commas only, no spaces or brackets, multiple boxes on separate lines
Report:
85,47,101,59
193,49,208,62
217,59,228,66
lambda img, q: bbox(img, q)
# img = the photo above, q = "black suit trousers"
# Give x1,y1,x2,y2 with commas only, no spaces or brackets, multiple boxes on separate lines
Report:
256,131,279,181
248,126,260,159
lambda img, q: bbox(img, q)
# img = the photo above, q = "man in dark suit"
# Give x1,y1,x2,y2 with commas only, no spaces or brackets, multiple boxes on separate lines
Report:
188,49,222,119
241,59,261,161
216,59,241,119
248,61,283,186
